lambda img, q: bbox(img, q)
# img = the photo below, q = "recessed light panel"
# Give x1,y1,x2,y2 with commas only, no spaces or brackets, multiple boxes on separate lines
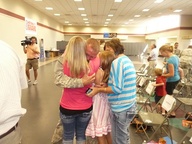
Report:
143,9,150,12
81,14,87,16
54,14,60,16
174,10,182,12
78,8,85,10
115,0,122,2
108,14,113,17
45,7,53,10
134,15,140,17
154,0,164,3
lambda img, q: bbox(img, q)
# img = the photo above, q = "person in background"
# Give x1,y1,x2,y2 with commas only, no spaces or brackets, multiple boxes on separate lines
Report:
173,42,181,57
152,68,167,115
23,36,40,85
159,45,180,118
87,39,137,144
147,44,158,68
86,51,115,144
163,46,185,83
99,39,105,52
0,40,27,144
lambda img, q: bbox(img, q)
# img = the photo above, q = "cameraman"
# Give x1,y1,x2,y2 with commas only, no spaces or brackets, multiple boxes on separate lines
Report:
23,36,40,85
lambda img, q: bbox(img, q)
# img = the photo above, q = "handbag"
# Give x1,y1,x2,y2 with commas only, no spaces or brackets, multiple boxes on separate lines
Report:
185,112,192,121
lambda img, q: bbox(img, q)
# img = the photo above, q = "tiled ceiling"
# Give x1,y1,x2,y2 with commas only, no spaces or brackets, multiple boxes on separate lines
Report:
23,0,192,27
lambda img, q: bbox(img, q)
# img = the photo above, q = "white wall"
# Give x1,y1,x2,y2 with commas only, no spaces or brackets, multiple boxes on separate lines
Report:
146,15,180,34
0,0,64,60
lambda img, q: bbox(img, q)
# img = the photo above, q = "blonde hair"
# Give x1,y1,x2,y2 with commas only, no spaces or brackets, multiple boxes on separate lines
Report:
154,68,163,76
99,51,115,83
159,45,173,53
63,36,89,77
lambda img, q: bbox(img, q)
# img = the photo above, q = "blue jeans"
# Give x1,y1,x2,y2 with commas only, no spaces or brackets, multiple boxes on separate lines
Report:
111,104,137,144
60,111,92,144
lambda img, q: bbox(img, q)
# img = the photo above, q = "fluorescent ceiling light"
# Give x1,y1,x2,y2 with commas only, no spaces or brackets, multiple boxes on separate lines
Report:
108,14,113,17
65,21,69,23
134,15,140,17
68,24,72,25
129,19,134,21
78,8,85,10
104,25,108,26
115,0,122,2
45,7,53,10
74,0,82,1
174,10,182,12
54,14,60,16
125,22,129,24
106,19,111,21
105,22,109,24
83,18,88,20
81,14,87,16
85,22,89,23
35,0,42,1
143,9,150,12
154,0,164,3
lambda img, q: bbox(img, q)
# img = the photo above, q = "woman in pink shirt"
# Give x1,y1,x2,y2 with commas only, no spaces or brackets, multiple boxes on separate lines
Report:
59,36,97,144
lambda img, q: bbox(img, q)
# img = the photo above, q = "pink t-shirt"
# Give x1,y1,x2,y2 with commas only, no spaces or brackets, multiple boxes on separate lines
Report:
60,56,100,110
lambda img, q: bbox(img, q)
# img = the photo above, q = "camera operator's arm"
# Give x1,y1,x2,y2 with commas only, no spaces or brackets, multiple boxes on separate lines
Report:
28,45,40,54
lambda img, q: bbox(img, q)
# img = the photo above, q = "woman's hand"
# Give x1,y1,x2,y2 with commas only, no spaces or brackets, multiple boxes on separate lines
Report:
95,82,107,88
86,87,100,97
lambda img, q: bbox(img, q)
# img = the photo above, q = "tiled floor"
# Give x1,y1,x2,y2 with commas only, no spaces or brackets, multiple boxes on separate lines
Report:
19,56,192,144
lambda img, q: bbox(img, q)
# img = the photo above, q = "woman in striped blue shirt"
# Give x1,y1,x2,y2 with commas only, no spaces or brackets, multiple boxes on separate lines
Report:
87,39,137,144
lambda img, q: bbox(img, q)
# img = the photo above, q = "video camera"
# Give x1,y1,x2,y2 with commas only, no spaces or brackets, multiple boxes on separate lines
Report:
21,36,32,46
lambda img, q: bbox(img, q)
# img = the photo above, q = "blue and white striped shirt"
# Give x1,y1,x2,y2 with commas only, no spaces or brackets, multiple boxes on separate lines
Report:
108,55,136,112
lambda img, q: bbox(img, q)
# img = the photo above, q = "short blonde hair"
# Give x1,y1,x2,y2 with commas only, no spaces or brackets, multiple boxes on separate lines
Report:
63,36,89,77
159,45,173,53
86,38,100,54
154,68,163,76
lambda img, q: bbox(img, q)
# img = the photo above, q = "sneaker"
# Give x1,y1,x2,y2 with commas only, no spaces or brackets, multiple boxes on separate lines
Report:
28,80,31,84
33,80,38,85
181,79,185,84
181,78,187,84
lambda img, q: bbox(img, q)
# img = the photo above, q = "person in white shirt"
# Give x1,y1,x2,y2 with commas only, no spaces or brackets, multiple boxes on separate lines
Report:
147,44,158,68
0,40,27,144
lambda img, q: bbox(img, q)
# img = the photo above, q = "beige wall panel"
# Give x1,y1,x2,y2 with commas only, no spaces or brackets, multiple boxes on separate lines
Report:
0,0,64,60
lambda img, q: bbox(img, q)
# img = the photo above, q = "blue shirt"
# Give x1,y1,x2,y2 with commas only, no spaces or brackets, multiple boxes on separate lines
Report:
166,55,180,82
108,55,136,112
